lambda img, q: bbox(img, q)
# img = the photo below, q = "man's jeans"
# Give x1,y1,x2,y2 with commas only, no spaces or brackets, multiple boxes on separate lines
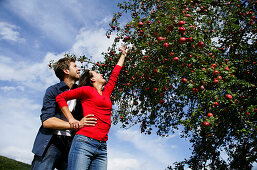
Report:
31,135,72,170
68,134,107,170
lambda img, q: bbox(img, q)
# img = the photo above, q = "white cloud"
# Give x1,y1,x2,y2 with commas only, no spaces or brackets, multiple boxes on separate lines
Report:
0,54,61,90
0,96,41,164
6,0,113,46
71,27,114,62
115,128,177,164
0,86,25,92
0,22,25,42
105,127,188,170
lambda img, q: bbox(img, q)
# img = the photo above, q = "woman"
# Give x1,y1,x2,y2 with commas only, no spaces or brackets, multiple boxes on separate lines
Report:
56,45,127,170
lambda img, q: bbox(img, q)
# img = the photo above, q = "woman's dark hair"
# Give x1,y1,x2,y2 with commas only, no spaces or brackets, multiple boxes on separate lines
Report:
78,69,93,87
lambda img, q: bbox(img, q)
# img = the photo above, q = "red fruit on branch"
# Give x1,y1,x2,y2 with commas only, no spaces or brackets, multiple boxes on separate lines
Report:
159,99,164,104
179,27,186,33
197,41,205,48
157,36,164,41
213,70,219,75
192,88,199,93
200,85,205,90
124,36,130,41
212,63,217,68
178,20,186,26
188,37,194,42
164,42,170,48
207,113,213,117
138,21,144,27
213,79,219,84
170,52,175,56
180,37,187,43
173,57,179,62
226,94,233,99
182,78,187,83
203,122,210,126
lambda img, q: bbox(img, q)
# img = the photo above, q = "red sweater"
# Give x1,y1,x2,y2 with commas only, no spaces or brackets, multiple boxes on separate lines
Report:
56,65,122,141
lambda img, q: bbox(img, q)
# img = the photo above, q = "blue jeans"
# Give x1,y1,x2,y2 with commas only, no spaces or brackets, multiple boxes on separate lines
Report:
31,135,72,170
68,135,107,170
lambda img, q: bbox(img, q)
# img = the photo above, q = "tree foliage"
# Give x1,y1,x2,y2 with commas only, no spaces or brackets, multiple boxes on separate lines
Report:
75,0,257,169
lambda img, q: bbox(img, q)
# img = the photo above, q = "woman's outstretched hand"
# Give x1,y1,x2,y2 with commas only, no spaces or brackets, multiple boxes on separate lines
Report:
117,44,127,67
121,45,127,56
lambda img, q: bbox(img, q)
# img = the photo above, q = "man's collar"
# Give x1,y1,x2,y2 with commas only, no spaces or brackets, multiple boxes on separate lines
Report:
59,81,78,90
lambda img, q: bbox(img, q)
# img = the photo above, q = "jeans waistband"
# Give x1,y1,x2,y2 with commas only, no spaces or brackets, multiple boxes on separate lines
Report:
76,134,106,144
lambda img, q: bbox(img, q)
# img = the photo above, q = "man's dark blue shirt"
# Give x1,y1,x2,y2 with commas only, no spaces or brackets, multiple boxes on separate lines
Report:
32,81,82,156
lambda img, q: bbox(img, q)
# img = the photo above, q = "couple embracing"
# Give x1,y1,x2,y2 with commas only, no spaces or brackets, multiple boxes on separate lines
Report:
31,46,127,170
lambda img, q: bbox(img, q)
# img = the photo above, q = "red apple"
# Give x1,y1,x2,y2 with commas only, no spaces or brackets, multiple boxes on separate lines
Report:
213,70,219,75
200,85,205,90
138,21,144,27
178,20,186,26
197,41,205,48
159,99,164,104
180,37,187,43
179,27,186,33
192,88,199,93
226,94,232,99
207,113,213,117
163,42,170,48
203,122,210,126
173,57,179,62
124,36,130,41
215,102,219,106
188,37,194,42
146,21,151,25
170,52,175,56
213,79,219,84
157,36,164,41
182,78,187,83
212,63,217,68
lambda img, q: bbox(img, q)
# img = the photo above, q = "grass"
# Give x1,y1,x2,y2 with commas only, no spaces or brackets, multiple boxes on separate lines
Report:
0,155,31,170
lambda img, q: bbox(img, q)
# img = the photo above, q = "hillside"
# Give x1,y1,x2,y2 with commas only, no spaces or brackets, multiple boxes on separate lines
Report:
0,155,31,170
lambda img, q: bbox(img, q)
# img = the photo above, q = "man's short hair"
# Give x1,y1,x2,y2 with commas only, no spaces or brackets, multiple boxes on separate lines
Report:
53,57,75,81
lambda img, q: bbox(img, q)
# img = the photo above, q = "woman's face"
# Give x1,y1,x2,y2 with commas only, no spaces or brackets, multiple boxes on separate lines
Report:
90,71,106,84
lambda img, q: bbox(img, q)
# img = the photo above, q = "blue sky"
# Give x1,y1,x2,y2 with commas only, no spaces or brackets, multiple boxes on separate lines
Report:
0,1,193,169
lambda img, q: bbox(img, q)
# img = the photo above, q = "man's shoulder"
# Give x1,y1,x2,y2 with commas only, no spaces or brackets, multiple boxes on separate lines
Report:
47,81,67,90
45,82,67,95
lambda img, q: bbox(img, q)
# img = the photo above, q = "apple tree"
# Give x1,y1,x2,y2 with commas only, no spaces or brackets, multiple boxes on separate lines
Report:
90,0,256,169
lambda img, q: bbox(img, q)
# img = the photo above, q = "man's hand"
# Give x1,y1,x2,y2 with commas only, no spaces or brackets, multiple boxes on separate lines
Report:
69,118,81,130
79,114,97,128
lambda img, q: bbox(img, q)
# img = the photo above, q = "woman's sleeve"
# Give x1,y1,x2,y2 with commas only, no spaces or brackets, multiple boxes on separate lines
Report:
56,86,88,108
103,65,122,96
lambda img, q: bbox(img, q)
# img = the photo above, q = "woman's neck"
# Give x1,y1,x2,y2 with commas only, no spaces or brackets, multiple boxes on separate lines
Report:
93,83,103,95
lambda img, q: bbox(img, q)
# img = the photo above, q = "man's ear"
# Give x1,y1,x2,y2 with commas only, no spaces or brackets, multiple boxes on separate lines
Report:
63,69,69,75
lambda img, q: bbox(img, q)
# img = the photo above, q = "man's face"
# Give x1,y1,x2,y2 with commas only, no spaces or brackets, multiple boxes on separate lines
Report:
68,62,81,81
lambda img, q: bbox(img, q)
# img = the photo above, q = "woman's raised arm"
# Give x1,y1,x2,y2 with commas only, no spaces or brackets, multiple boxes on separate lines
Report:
116,45,127,67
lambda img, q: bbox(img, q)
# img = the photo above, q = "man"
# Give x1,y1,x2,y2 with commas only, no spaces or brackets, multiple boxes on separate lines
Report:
31,57,97,170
